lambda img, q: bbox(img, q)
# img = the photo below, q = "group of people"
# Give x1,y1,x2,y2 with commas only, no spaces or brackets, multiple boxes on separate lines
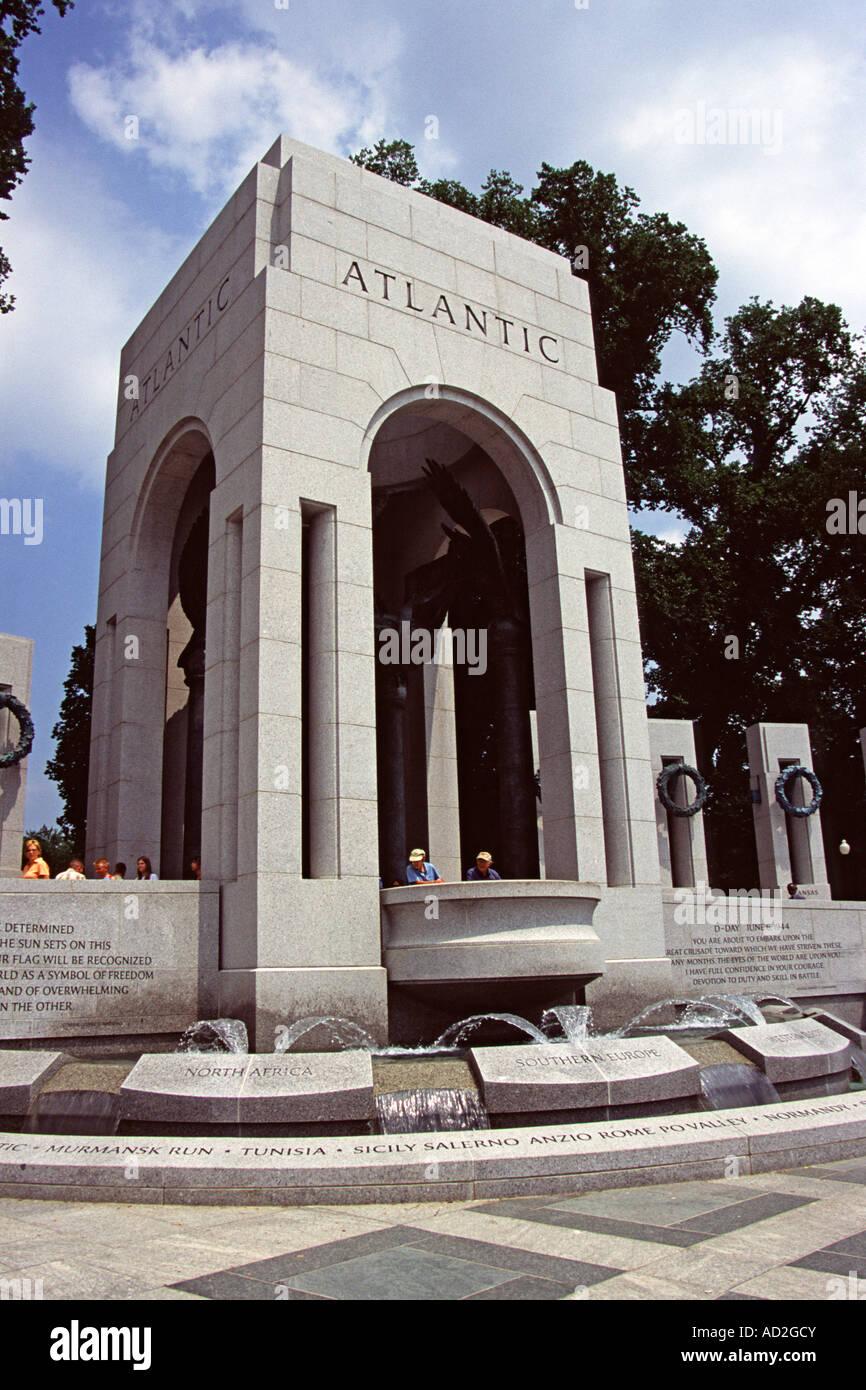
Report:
388,847,501,886
21,839,202,881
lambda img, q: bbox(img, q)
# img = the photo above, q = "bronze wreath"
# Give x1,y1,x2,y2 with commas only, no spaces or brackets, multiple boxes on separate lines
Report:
0,692,34,769
775,765,822,818
657,762,708,818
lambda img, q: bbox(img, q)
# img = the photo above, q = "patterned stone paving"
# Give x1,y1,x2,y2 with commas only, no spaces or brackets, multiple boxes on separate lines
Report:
1,1156,866,1300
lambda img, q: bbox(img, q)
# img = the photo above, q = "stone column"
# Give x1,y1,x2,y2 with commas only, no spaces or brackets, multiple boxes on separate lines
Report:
179,638,205,869
306,506,339,877
491,614,539,879
647,718,710,889
747,722,831,898
217,468,388,1048
423,630,461,883
0,634,34,878
376,661,409,888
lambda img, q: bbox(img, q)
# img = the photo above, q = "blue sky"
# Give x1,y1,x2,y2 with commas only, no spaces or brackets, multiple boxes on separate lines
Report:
1,0,864,829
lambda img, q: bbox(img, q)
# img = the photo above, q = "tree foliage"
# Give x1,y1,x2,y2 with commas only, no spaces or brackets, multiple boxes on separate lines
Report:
634,298,866,890
0,0,73,311
45,623,93,848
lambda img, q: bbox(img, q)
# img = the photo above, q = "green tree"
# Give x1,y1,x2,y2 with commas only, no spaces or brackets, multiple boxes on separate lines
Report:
634,297,866,890
1,0,74,311
351,137,419,187
45,623,93,848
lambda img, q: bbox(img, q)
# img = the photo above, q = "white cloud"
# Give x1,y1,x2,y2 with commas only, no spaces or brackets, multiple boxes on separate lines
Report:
0,144,185,485
613,41,866,328
68,35,397,196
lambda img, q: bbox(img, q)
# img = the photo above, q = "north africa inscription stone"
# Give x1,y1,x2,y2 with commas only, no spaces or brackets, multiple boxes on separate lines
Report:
120,1051,375,1124
470,1036,701,1114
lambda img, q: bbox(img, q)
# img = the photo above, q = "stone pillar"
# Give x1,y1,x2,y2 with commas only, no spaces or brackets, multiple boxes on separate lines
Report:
423,631,461,883
747,722,831,898
377,662,409,888
526,523,603,883
647,718,709,889
217,467,388,1047
306,506,339,877
0,634,34,878
491,614,539,879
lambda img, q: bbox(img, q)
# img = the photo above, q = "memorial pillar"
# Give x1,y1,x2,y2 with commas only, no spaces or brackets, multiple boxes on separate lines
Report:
491,613,539,879
423,634,462,884
746,722,831,898
647,718,709,888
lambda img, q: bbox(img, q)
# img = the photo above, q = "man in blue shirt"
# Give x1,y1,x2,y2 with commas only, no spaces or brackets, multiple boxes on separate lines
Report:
466,851,501,881
406,849,443,884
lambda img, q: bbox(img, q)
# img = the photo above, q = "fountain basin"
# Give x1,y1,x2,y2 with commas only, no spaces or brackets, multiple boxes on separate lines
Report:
381,879,603,999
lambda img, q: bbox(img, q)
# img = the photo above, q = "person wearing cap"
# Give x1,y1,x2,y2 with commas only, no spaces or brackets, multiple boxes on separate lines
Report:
466,851,501,882
405,849,443,884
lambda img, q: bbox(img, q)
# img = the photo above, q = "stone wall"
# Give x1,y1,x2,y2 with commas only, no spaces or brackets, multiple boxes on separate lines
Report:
0,882,217,1043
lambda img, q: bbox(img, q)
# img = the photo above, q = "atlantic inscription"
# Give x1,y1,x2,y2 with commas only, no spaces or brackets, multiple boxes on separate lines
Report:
340,259,561,364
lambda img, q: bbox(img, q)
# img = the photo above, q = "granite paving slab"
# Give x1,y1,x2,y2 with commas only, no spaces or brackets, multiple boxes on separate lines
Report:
285,1246,521,1301
465,1274,575,1299
718,1020,851,1082
673,1191,813,1233
468,1197,707,1246
820,1230,866,1255
789,1248,866,1279
545,1182,757,1225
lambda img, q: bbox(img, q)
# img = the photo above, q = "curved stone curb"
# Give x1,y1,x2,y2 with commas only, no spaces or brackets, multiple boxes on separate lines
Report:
2,1090,866,1206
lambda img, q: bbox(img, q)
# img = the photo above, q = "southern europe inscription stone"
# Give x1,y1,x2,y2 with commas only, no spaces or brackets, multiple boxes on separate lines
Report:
120,1051,375,1124
470,1036,701,1114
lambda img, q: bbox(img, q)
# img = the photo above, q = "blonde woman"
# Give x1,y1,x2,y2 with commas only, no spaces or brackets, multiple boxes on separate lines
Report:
21,838,50,879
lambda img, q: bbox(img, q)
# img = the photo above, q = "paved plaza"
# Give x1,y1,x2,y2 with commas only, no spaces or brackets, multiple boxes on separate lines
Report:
2,1157,866,1301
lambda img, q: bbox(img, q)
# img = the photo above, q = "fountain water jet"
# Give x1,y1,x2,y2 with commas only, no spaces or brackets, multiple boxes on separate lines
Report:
541,1005,593,1045
274,1016,378,1053
433,1013,547,1048
177,1019,249,1053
